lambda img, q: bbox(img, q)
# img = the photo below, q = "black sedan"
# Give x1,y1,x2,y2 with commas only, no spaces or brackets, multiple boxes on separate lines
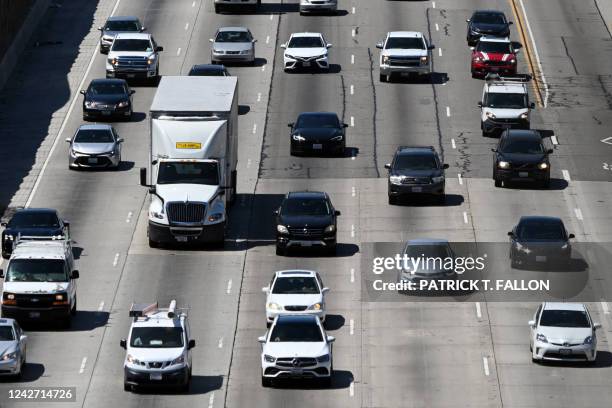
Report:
466,10,512,45
492,129,552,188
508,216,574,268
81,78,134,121
275,191,340,256
188,64,230,76
289,112,348,156
1,208,69,259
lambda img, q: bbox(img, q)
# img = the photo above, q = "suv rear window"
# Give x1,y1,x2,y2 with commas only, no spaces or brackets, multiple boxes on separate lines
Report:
394,154,438,170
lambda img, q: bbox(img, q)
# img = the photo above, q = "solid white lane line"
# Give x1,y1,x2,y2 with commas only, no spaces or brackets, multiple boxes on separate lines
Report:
562,169,571,181
350,319,354,335
98,301,105,312
351,186,356,197
218,337,224,348
438,48,442,57
601,301,610,315
574,208,583,220
475,302,482,319
257,92,262,102
226,279,232,294
483,356,490,376
252,123,257,134
79,357,87,374
351,54,355,64
446,106,451,117
435,23,439,31
350,268,355,283
351,224,355,238
451,138,456,149
349,381,355,396
185,22,189,30
266,35,270,44
350,116,355,127
350,85,354,95
208,393,215,408
518,0,549,106
458,173,463,185
112,253,119,267
177,47,181,56
551,135,558,145
463,212,469,224
126,211,133,223
270,14,273,20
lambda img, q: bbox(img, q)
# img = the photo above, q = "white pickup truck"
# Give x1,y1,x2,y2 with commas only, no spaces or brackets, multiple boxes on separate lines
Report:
376,31,435,82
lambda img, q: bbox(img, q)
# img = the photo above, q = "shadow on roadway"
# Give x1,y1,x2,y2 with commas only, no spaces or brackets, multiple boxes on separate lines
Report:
238,105,250,115
300,9,349,17
0,363,45,383
536,351,612,368
383,72,449,85
510,257,588,273
21,310,109,332
323,314,345,331
132,375,223,395
501,178,568,191
391,193,464,207
271,370,353,390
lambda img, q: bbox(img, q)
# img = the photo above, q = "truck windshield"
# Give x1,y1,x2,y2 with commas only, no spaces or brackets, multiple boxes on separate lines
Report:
112,39,152,52
157,162,219,185
6,259,69,282
386,37,425,50
485,93,527,109
130,327,184,348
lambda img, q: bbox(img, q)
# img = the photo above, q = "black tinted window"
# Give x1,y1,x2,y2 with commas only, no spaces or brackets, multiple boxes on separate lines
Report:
189,67,227,76
517,221,565,240
112,39,152,52
386,37,425,50
89,82,126,95
540,310,590,328
130,327,184,348
6,259,68,282
0,326,15,341
501,139,543,154
157,162,219,185
394,154,438,170
485,93,527,109
288,37,324,48
405,244,452,258
270,321,323,342
215,31,251,42
105,20,140,31
9,212,59,228
477,42,512,54
473,13,506,25
74,129,114,143
272,277,320,294
281,198,330,216
296,114,339,129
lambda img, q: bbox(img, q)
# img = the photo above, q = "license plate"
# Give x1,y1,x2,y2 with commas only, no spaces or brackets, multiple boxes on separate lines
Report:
313,144,322,150
29,312,40,318
150,373,162,380
175,236,188,242
302,61,311,67
491,67,499,72
519,172,529,178
559,348,572,355
412,187,422,193
535,255,547,262
301,241,313,247
292,368,303,375
127,74,135,78
88,158,98,164
101,110,111,115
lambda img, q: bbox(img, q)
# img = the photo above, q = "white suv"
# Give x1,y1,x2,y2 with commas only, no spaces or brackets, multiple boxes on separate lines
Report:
106,33,163,82
120,301,196,392
376,31,434,82
281,32,331,71
258,314,334,387
262,270,329,326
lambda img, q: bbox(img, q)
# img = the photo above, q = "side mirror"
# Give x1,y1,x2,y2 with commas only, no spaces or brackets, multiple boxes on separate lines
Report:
287,123,294,128
568,233,575,239
428,45,435,50
253,39,257,43
528,320,535,328
148,186,156,195
477,101,483,108
156,46,164,52
280,43,286,49
376,42,383,49
262,286,270,293
139,167,147,187
334,210,341,216
20,334,27,342
507,231,514,237
273,209,279,215
64,221,70,228
384,163,391,169
0,222,6,226
326,43,333,48
470,46,475,51
546,149,553,154
209,38,214,42
117,138,124,143
466,19,471,23
594,323,602,330
188,339,196,349
140,26,146,32
491,148,497,152
120,339,127,349
79,90,86,95
322,287,330,294
343,123,349,128
443,163,449,169
71,270,80,279
98,26,104,31
509,21,514,25
257,336,266,344
130,90,135,95
65,138,72,143
530,102,536,109
327,335,335,343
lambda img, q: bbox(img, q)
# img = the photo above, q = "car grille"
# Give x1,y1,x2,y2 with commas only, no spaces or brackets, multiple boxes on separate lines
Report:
512,163,538,170
74,156,112,167
225,51,242,55
115,56,148,71
166,202,206,224
401,177,431,185
550,342,582,347
146,361,171,369
15,294,55,308
284,305,308,311
276,358,317,368
288,227,324,237
492,118,521,124
389,56,421,67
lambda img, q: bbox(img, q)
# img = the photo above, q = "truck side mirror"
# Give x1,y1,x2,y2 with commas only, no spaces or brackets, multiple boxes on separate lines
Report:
156,46,164,52
71,270,80,279
120,339,127,349
376,42,383,49
140,26,146,32
130,90,135,95
139,167,147,187
280,43,286,49
322,287,330,294
65,138,72,143
528,320,535,328
343,123,349,128
428,44,435,50
466,19,471,23
326,43,332,48
117,138,124,143
262,286,270,293
0,222,6,226
327,335,335,343
258,336,266,344
477,101,483,108
594,323,602,330
188,339,196,349
443,164,449,169
509,21,514,25
546,149,553,154
334,210,341,216
98,26,103,31
530,102,535,109
384,163,391,169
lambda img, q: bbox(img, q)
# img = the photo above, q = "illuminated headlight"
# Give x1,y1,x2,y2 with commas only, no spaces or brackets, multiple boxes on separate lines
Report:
84,101,97,108
292,134,306,141
510,58,517,64
519,112,529,119
267,302,281,311
126,354,141,364
485,111,496,119
277,225,288,234
324,225,335,233
285,54,296,60
108,58,118,65
382,55,390,64
497,161,510,169
316,354,330,363
147,55,156,65
537,162,548,170
4,234,14,241
536,333,548,343
1,352,17,361
308,303,323,311
171,354,185,365
389,175,404,185
330,135,343,141
584,336,594,345
515,242,531,254
54,293,66,301
264,354,276,363
432,175,445,183
5,293,15,300
420,56,428,64
208,213,223,223
117,100,129,108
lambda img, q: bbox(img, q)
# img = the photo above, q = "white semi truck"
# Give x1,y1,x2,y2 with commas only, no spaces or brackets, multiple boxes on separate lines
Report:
140,76,238,247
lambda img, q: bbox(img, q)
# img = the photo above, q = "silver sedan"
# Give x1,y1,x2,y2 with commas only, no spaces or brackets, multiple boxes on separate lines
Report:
66,124,123,169
210,27,256,65
0,318,27,379
299,0,338,14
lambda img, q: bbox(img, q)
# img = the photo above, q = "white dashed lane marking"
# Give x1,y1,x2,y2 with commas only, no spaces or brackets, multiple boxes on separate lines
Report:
483,356,490,376
451,138,456,149
79,357,87,374
562,169,571,181
551,135,558,145
177,47,181,56
218,337,224,348
98,301,105,312
226,279,232,294
475,302,482,319
574,208,583,220
435,23,439,31
350,268,355,283
126,212,133,223
463,212,469,224
601,301,610,315
458,173,463,185
112,253,119,267
349,319,354,335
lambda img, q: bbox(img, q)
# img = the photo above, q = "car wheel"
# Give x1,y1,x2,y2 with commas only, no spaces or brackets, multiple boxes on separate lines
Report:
275,246,285,256
261,376,272,387
379,73,386,83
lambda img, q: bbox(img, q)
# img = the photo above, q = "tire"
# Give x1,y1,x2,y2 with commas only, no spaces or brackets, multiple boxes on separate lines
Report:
71,297,77,316
261,376,272,387
379,73,387,83
275,246,284,256
214,4,220,13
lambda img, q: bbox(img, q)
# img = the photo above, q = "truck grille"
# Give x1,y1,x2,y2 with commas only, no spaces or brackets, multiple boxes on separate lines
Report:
166,202,206,224
389,56,421,67
15,294,55,308
115,56,148,71
288,227,324,237
276,358,317,368
401,177,431,185
284,305,308,311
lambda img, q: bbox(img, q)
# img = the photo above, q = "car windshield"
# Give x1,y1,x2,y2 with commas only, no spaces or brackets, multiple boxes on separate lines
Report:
394,154,438,170
130,327,184,348
189,67,227,76
405,244,452,259
74,129,114,143
0,326,15,341
281,198,330,216
386,37,425,50
477,42,512,54
157,162,219,185
473,13,506,25
288,36,324,48
296,114,339,129
89,82,126,95
215,31,251,42
105,20,140,31
485,93,527,109
540,310,590,328
8,212,59,228
272,277,320,294
501,139,543,154
112,39,152,52
269,321,323,342
6,259,69,282
517,221,565,240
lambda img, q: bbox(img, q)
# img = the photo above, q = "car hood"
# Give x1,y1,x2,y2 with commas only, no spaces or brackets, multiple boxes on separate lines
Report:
72,142,116,154
537,326,592,344
108,50,154,58
0,342,18,356
263,341,329,357
293,128,342,141
285,47,327,58
126,347,183,362
391,169,441,178
484,107,528,118
474,51,515,62
278,215,332,229
381,48,427,57
2,281,69,294
268,294,323,307
86,94,128,104
213,42,252,52
3,227,62,237
471,23,508,34
156,184,218,204
498,152,546,164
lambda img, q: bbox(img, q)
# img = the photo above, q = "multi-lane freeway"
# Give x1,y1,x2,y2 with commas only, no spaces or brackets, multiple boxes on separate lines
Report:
1,0,612,407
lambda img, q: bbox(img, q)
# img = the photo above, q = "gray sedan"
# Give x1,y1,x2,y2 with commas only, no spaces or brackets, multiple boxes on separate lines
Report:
66,124,123,169
210,27,256,65
0,318,27,379
98,16,145,54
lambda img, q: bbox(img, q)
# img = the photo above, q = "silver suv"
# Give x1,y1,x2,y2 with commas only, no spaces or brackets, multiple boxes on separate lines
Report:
98,16,145,54
377,31,434,82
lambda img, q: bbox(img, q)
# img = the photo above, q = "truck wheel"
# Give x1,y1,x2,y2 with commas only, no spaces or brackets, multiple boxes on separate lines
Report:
276,246,285,256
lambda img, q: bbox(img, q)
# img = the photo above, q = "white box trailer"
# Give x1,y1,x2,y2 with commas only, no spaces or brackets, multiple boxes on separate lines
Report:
140,76,238,246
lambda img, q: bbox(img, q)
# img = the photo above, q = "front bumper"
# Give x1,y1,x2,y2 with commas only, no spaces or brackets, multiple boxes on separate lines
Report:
0,357,21,376
106,67,157,80
148,220,225,245
69,152,120,168
291,139,344,155
388,181,445,196
496,168,549,183
380,64,431,76
472,62,516,77
211,52,254,63
266,308,325,323
1,305,70,323
482,118,529,134
284,57,329,70
124,365,189,386
276,233,336,249
511,246,570,266
533,341,596,362
300,1,337,12
262,358,331,379
83,104,131,120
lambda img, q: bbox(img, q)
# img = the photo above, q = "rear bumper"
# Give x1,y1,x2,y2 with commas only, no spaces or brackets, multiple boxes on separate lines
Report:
124,366,189,386
148,221,225,244
482,118,529,134
1,305,70,322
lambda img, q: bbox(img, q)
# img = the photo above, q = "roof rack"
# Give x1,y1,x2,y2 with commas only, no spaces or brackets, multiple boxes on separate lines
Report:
485,73,532,84
129,300,187,321
12,233,69,250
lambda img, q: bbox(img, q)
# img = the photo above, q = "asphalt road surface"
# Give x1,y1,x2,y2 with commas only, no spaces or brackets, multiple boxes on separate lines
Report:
1,0,612,407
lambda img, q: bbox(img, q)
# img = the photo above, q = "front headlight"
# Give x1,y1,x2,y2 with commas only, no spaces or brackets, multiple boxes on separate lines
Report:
432,175,445,183
4,234,14,241
536,333,547,343
1,352,17,361
292,134,306,141
308,303,323,311
382,55,390,64
108,58,117,66
171,354,185,365
126,354,141,364
537,162,548,170
330,135,343,141
498,161,510,169
84,101,96,108
214,49,225,54
473,56,483,62
147,55,156,65
515,242,531,254
584,336,594,345
54,293,66,301
267,302,281,311
485,111,496,119
264,354,276,363
150,211,164,219
510,58,516,64
208,213,224,223
420,56,428,64
240,49,251,55
285,54,296,60
315,54,327,60
324,225,335,233
316,354,330,363
520,112,529,119
277,225,288,234
117,100,129,108
389,175,404,185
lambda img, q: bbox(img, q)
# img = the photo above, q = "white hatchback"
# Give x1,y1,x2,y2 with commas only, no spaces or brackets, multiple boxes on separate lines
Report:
263,270,329,325
281,32,331,71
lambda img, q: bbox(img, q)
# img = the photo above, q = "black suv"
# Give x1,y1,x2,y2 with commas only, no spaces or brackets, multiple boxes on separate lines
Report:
1,208,69,259
275,192,340,256
289,112,348,156
492,129,552,188
466,10,512,45
81,78,134,121
385,146,449,205
508,216,574,268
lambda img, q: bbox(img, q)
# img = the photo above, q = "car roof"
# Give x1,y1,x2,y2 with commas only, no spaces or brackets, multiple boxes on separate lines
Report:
106,16,140,22
276,314,319,324
132,311,184,328
77,123,113,131
0,318,16,326
388,31,424,38
286,191,327,199
486,82,527,93
519,215,563,224
12,240,68,260
218,26,249,32
502,129,541,140
543,302,586,312
472,10,506,16
275,270,317,278
479,35,510,43
396,146,436,155
114,32,151,40
406,238,449,245
290,32,323,38
298,112,338,117
90,78,127,85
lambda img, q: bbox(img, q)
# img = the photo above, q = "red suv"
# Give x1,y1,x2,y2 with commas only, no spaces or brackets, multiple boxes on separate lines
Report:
471,36,517,78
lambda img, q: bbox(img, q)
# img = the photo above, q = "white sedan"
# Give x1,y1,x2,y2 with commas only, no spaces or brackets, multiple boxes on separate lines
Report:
281,32,331,71
529,302,600,363
262,270,329,325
